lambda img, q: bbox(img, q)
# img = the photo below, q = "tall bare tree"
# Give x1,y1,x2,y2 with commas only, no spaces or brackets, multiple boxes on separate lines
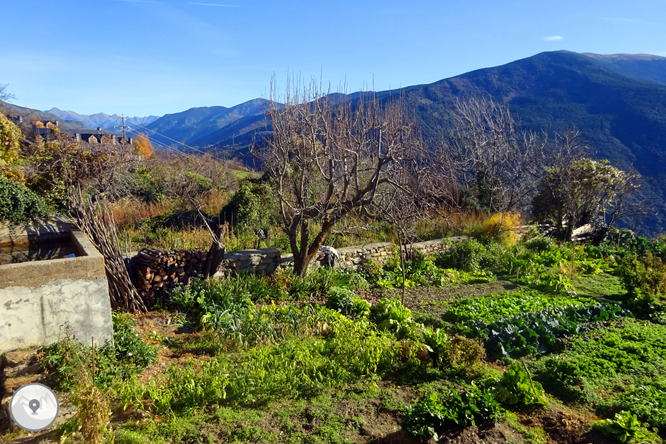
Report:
431,97,550,214
263,81,422,276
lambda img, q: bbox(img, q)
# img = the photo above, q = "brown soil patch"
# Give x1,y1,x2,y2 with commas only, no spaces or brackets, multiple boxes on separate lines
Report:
517,404,614,444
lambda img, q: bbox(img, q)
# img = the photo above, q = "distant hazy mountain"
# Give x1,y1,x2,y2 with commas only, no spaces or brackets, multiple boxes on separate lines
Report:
187,51,666,234
143,98,269,148
581,53,666,86
0,100,96,134
46,108,160,131
95,50,666,233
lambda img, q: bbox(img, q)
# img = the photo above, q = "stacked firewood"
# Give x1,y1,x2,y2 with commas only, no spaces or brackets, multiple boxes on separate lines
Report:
133,248,208,305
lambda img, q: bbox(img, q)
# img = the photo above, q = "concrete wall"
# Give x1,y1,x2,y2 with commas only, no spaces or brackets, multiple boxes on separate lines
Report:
0,217,74,247
0,230,113,353
0,277,113,353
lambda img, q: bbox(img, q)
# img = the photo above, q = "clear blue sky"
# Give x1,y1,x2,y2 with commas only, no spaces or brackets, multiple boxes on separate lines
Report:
1,0,664,117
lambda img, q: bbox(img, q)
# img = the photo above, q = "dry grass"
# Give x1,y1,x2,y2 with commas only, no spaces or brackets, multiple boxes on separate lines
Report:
110,198,173,228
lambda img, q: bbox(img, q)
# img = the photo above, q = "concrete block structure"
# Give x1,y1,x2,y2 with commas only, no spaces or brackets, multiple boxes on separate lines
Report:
0,223,113,354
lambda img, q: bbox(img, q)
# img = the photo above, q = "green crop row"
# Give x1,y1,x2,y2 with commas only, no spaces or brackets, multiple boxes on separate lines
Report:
531,321,666,433
443,290,596,324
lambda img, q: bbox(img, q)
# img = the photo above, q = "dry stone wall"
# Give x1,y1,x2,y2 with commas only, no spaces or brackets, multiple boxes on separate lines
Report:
279,236,469,272
130,236,469,300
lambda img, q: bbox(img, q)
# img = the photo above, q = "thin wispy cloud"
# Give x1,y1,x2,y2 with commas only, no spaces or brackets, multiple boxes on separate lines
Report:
188,3,242,6
601,17,658,25
544,36,564,41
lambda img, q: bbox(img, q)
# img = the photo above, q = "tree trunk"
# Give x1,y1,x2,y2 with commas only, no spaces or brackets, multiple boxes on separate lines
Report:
292,222,335,277
203,225,226,279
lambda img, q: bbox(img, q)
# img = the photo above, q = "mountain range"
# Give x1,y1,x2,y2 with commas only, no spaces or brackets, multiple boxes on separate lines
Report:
150,51,664,233
45,108,159,132
2,50,665,234
0,101,96,134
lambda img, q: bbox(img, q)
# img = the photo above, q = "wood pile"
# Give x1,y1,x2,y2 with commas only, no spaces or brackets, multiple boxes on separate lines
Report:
133,248,208,305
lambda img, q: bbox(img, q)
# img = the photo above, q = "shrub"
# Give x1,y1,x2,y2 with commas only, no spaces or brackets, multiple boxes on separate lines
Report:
326,286,370,318
0,175,49,227
39,314,157,390
524,236,557,253
168,276,257,317
483,212,521,245
616,253,666,304
434,239,489,272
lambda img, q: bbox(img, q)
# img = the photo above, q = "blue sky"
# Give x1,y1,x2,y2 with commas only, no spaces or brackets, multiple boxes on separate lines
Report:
1,0,664,116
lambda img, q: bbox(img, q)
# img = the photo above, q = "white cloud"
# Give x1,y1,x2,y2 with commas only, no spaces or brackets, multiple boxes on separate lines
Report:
544,36,564,41
188,3,242,6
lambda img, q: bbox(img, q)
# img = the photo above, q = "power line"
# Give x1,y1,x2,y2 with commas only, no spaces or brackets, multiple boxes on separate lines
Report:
130,122,210,155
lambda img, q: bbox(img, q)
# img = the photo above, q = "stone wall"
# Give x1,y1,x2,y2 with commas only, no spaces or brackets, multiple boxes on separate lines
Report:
279,236,469,272
0,277,113,353
128,236,467,300
215,248,282,278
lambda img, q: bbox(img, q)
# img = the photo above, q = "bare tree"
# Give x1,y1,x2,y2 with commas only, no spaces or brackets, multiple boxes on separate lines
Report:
0,84,15,102
263,81,421,276
431,97,550,214
370,165,428,303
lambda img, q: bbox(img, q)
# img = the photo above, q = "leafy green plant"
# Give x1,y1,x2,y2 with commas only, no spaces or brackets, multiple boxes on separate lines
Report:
444,290,593,324
39,314,157,390
524,236,557,253
434,239,490,272
371,298,420,339
594,411,647,443
326,286,370,318
120,313,401,415
466,302,629,358
402,384,504,440
491,362,546,407
532,321,666,430
421,328,449,367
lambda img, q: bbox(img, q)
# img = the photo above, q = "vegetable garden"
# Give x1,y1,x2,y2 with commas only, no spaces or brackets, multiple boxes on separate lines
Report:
4,226,666,444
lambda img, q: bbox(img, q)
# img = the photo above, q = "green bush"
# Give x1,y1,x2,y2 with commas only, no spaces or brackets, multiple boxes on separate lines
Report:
434,239,489,272
616,253,666,304
289,267,350,299
39,313,157,390
326,286,370,318
168,276,268,318
524,236,557,253
0,175,49,227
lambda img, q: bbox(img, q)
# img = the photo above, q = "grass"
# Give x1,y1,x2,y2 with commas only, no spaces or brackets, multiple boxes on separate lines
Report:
230,169,261,181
